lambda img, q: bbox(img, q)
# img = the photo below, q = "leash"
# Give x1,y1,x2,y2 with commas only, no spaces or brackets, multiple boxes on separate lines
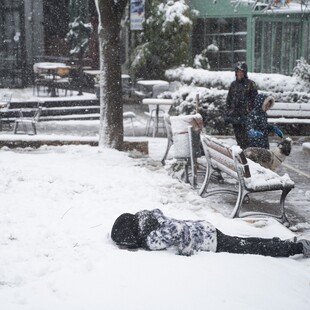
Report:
273,153,283,163
282,162,310,179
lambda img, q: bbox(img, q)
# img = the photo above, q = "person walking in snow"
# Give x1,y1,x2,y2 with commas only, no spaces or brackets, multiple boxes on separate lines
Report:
111,208,310,258
246,94,284,149
226,62,258,149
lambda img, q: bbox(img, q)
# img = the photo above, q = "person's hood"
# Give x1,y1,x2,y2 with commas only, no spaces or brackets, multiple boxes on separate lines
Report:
235,61,248,79
111,213,140,248
253,94,274,111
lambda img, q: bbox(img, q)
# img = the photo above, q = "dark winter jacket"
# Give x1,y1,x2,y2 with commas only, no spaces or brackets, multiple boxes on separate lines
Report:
135,209,217,256
246,94,275,149
226,77,258,125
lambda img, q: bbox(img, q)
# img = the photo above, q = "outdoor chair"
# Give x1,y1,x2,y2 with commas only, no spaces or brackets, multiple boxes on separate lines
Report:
54,67,72,96
0,92,13,130
123,111,136,136
143,84,172,136
144,103,171,136
14,107,42,135
33,64,53,96
33,64,71,97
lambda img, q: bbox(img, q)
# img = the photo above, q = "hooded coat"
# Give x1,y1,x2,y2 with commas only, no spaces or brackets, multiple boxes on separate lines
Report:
226,63,258,121
246,94,275,149
226,62,258,149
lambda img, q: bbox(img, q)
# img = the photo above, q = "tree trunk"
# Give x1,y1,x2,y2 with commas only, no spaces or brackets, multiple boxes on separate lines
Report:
96,0,128,150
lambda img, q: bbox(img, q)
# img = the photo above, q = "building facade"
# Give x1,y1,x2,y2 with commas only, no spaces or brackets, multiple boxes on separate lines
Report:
191,0,310,74
1,1,309,88
0,0,98,89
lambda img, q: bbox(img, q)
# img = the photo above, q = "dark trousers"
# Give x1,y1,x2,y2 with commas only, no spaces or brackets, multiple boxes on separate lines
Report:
233,124,248,150
216,229,302,257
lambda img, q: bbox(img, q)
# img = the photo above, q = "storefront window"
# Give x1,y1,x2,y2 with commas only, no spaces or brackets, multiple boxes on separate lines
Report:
192,17,247,71
254,19,300,75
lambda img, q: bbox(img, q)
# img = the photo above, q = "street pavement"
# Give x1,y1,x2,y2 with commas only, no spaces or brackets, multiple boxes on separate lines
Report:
274,138,310,234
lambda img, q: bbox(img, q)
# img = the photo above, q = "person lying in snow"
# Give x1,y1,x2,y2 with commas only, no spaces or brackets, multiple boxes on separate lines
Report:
111,209,310,258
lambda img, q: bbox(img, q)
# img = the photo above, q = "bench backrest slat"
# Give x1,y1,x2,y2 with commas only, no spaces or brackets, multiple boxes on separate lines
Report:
268,110,310,118
201,135,251,179
208,148,236,173
210,158,238,179
271,103,310,110
267,102,310,119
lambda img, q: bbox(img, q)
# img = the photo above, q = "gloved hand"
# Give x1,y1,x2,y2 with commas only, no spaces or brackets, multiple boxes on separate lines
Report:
273,126,284,138
248,128,263,138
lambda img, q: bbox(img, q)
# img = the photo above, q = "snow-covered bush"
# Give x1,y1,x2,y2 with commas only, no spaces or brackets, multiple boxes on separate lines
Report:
293,57,310,86
160,85,231,135
164,65,310,134
130,0,198,79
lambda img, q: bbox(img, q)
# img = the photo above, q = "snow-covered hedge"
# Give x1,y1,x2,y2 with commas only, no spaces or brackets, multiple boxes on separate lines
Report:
163,66,310,134
165,66,310,93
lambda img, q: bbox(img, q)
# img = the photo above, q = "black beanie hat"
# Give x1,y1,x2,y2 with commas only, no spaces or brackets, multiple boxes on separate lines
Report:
111,213,140,248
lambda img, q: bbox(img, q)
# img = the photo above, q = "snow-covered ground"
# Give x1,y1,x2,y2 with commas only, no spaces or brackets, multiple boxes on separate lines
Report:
0,139,310,310
1,69,310,309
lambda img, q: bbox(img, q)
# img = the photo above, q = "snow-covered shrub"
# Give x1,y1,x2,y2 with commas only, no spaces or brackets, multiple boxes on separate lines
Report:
164,64,310,134
160,85,231,135
293,57,310,85
130,0,198,79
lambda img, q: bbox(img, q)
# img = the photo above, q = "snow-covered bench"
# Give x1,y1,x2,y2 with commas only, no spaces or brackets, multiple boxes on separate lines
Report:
267,102,310,125
199,135,295,224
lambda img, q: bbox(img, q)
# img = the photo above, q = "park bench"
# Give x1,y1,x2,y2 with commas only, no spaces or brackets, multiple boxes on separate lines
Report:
198,135,295,224
267,102,310,125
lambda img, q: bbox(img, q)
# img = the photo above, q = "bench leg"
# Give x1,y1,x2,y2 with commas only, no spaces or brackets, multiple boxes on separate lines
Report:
279,187,292,225
13,121,18,134
232,187,292,225
188,127,197,188
145,116,152,136
230,182,248,218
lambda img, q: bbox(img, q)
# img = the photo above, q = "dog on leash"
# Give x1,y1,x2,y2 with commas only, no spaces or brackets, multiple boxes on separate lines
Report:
244,138,292,171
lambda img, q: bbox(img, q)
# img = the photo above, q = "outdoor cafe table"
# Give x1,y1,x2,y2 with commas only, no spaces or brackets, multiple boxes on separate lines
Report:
136,80,169,98
33,62,71,97
142,98,174,137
